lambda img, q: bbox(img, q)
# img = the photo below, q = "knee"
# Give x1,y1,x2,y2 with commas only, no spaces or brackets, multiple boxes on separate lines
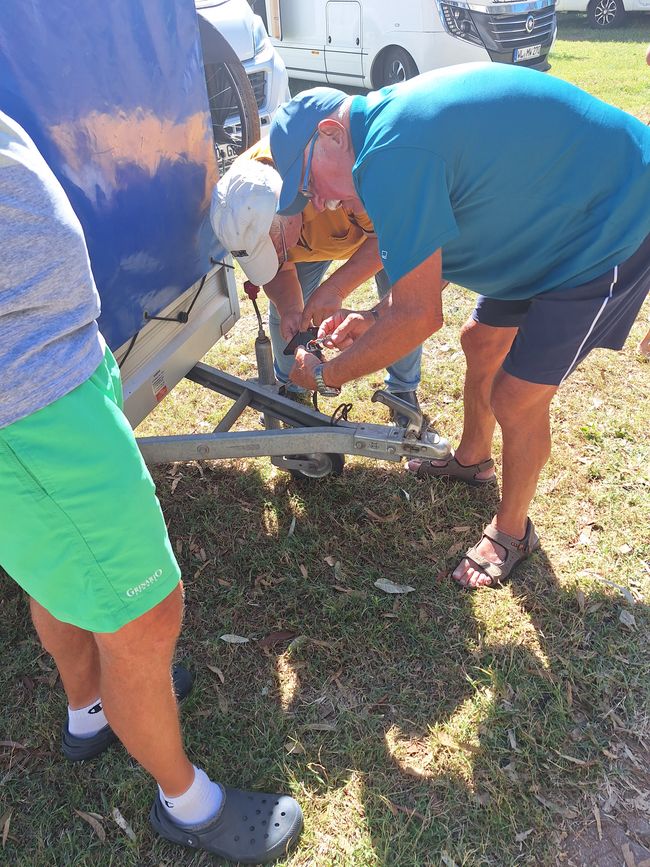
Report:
459,317,481,359
96,584,184,660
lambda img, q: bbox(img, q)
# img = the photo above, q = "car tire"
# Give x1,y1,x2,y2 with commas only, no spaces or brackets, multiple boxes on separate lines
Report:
198,22,261,175
374,46,418,88
587,0,625,27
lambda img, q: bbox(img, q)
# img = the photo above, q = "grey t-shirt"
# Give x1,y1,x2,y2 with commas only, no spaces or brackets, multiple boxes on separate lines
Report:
0,111,104,428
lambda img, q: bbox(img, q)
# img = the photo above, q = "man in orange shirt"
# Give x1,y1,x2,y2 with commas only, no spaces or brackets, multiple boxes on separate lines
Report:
211,141,423,419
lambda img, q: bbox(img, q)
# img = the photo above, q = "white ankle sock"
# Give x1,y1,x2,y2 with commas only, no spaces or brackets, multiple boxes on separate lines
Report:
67,698,107,738
160,766,223,827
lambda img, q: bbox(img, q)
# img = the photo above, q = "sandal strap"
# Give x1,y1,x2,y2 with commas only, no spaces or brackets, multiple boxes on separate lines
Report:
483,518,537,555
463,550,504,582
417,455,494,482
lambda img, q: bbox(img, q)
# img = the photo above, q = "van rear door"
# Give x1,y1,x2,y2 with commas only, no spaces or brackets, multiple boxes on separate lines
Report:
325,1,363,82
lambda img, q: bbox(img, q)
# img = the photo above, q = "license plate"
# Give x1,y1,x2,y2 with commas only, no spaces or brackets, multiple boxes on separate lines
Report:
514,44,541,62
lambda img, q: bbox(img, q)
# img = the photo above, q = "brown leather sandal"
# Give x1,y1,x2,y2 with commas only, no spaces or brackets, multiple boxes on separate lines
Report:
456,518,540,589
411,455,496,487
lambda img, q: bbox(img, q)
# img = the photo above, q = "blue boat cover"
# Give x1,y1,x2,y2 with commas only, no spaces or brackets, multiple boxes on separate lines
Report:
0,0,222,350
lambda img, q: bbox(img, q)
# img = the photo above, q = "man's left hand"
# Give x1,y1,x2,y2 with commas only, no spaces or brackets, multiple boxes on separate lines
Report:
289,346,320,391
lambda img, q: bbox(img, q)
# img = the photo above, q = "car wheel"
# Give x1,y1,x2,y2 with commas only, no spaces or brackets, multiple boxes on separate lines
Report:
199,24,261,175
375,47,418,88
587,0,625,27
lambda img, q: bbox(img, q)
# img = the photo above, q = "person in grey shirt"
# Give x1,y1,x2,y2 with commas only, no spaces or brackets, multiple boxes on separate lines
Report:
0,111,302,864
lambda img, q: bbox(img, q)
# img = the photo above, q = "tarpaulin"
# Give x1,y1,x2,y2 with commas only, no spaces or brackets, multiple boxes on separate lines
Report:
0,0,222,350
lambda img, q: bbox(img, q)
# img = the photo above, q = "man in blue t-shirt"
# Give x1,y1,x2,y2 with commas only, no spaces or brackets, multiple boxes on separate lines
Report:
269,64,650,590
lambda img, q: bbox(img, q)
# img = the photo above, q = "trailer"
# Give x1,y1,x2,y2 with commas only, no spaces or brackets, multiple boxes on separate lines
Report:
0,0,449,478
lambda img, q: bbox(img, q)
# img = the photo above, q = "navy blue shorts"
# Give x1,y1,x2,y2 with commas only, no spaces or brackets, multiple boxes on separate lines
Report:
471,232,650,385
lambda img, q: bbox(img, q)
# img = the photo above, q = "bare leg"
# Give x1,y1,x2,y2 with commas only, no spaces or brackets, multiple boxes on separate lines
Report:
453,369,557,588
30,598,100,709
454,319,518,465
409,319,517,476
94,584,194,796
32,586,194,795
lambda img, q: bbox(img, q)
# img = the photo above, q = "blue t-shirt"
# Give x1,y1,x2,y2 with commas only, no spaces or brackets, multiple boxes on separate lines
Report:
349,63,650,299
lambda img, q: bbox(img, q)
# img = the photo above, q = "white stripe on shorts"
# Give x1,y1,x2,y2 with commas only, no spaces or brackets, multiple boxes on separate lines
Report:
558,265,618,387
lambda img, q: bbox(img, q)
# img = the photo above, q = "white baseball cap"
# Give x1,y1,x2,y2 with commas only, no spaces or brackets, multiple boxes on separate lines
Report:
211,159,281,286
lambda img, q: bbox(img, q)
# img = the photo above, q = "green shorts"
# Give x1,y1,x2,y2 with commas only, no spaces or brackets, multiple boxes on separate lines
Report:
0,346,181,633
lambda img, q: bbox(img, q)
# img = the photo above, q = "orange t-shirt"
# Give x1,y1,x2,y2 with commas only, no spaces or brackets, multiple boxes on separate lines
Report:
241,138,375,263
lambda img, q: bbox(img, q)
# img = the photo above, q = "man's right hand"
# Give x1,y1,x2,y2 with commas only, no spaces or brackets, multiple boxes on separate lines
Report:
317,310,374,350
300,283,346,330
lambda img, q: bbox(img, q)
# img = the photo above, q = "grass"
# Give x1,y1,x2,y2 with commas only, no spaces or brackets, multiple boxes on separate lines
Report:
1,23,650,867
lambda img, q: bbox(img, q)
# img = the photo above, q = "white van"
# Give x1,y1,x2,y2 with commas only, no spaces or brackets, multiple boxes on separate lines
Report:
259,0,556,89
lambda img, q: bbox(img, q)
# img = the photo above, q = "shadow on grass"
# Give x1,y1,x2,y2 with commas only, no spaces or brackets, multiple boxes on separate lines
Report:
0,460,647,866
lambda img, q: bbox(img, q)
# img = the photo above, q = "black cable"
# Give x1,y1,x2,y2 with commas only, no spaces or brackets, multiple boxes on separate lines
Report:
330,402,353,425
117,331,139,369
144,274,208,324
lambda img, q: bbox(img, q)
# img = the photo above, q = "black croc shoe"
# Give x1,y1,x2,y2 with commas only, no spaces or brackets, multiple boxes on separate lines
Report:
61,664,194,762
150,785,303,864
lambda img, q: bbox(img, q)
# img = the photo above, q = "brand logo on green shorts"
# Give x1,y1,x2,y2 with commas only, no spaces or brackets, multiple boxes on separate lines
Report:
126,568,163,598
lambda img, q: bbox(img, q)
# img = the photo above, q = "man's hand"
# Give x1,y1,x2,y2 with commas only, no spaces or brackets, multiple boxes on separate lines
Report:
279,308,304,342
300,283,346,329
317,310,374,350
289,346,321,390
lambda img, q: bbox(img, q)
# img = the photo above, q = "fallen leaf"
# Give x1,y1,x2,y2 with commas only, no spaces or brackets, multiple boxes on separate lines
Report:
387,800,426,821
364,507,399,523
441,853,457,867
474,791,491,807
300,723,337,732
284,738,305,755
534,794,578,819
400,488,411,502
170,476,182,494
217,693,229,715
593,804,602,841
112,807,136,841
578,527,593,545
554,750,591,766
374,578,415,595
299,564,308,579
74,809,106,842
508,729,518,750
576,589,586,614
258,630,297,648
446,539,466,557
206,665,225,683
1,809,12,849
323,555,336,567
619,543,633,555
437,731,481,754
622,842,636,867
619,610,637,630
287,517,296,537
515,829,534,843
452,525,471,533
0,741,26,751
219,634,250,644
333,561,344,581
439,343,452,353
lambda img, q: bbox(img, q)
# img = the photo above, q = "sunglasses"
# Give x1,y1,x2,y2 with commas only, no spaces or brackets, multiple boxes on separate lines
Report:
278,220,288,265
298,131,319,200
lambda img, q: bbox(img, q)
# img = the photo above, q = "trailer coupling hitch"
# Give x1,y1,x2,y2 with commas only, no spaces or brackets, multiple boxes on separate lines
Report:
371,391,427,439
